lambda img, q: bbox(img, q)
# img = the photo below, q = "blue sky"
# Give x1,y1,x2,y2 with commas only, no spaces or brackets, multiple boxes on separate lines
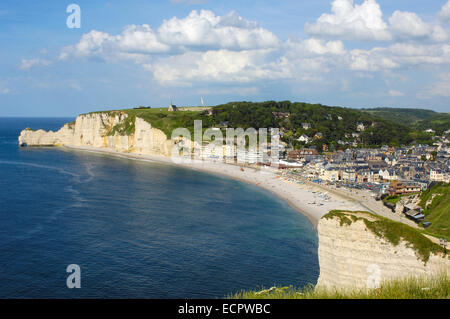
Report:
1,0,449,116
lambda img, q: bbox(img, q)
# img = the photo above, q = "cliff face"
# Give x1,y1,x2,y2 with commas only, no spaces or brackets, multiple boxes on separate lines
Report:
18,112,176,157
316,211,449,290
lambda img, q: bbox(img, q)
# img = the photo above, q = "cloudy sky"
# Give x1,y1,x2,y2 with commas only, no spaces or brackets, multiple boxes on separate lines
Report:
1,0,450,116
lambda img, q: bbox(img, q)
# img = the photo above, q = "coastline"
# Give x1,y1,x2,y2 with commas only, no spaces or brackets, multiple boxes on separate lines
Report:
61,145,367,228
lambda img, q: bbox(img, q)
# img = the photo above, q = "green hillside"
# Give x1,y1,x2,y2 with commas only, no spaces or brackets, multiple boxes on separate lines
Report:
415,113,450,135
419,183,450,241
362,107,449,135
208,101,415,148
362,107,437,124
91,101,447,150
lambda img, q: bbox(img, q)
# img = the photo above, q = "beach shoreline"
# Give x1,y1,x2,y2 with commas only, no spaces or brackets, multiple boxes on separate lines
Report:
61,145,368,228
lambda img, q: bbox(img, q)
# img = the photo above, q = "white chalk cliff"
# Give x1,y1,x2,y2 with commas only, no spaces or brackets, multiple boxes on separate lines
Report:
18,112,177,157
316,211,449,290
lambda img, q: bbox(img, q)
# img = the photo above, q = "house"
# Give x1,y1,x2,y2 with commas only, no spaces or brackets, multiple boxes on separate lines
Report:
314,132,323,139
404,210,425,223
321,167,340,181
288,148,318,160
297,134,312,144
379,169,398,181
430,169,445,182
341,168,357,182
302,123,312,130
168,102,178,112
388,181,421,195
425,128,435,134
272,112,290,119
356,122,366,132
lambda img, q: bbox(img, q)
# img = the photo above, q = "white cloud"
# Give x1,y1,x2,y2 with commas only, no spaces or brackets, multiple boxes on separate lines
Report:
46,7,450,92
60,26,169,62
19,58,51,70
195,86,259,96
389,11,448,42
0,87,11,95
148,49,285,85
422,73,450,97
305,0,392,41
289,38,346,56
68,81,82,91
60,10,279,62
388,90,404,97
157,10,279,50
389,11,430,38
347,42,450,71
306,1,449,43
170,0,208,4
439,0,450,21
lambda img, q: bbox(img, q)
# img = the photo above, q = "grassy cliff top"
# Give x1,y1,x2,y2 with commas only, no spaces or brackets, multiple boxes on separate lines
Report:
323,210,446,263
419,183,450,241
81,101,447,147
84,107,212,138
230,272,449,299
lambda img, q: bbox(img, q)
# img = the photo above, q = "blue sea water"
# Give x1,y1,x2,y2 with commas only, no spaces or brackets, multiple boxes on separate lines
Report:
0,118,318,298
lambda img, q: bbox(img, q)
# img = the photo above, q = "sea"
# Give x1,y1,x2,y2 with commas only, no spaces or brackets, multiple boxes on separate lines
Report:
0,117,319,298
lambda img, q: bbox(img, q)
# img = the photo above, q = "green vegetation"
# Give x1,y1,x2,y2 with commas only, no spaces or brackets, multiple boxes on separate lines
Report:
419,183,450,241
229,272,449,299
89,108,213,138
383,195,403,205
324,210,446,263
363,107,450,136
362,108,438,124
382,193,418,205
88,101,447,150
415,113,450,136
211,101,415,149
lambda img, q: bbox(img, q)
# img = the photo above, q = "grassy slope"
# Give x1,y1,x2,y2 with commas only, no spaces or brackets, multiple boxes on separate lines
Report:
362,108,450,136
419,183,450,241
362,108,438,125
230,272,449,299
415,113,450,135
88,107,211,138
323,210,446,263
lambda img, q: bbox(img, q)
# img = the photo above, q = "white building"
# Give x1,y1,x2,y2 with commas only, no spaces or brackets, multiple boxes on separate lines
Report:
297,134,312,144
430,170,446,182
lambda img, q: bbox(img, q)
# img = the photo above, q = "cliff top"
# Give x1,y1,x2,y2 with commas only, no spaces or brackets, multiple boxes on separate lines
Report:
322,210,447,263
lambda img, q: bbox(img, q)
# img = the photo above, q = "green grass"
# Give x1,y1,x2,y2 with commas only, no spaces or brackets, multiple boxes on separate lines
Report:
229,272,449,299
383,195,403,205
419,183,450,241
382,193,418,205
362,108,438,125
324,210,446,263
87,108,211,138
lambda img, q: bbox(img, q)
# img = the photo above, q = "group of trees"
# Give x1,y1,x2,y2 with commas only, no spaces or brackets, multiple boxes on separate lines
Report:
206,101,419,151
